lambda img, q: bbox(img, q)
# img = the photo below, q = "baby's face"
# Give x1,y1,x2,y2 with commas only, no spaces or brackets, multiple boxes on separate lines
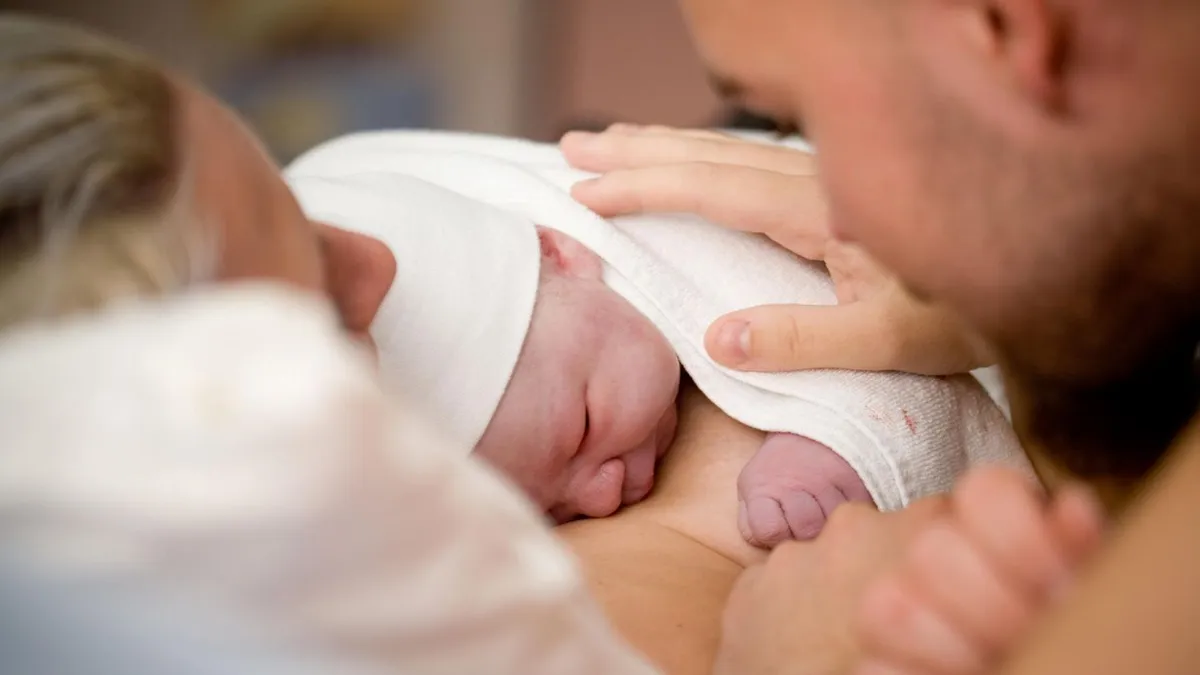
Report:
476,228,680,522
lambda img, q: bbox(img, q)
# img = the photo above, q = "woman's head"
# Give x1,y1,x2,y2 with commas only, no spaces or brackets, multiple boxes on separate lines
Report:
0,15,197,326
0,15,394,341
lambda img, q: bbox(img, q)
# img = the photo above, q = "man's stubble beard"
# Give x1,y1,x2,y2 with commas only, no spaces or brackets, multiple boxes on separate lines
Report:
917,96,1200,491
982,152,1200,488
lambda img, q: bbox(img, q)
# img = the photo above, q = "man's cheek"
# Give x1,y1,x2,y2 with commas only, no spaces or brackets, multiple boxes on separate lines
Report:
813,158,871,245
821,160,926,284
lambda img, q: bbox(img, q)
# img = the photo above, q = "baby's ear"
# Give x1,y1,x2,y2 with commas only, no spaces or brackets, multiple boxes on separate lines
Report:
536,226,603,280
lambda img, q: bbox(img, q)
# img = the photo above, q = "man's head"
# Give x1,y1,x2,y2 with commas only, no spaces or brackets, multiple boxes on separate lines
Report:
678,0,1200,479
476,228,681,523
0,15,394,345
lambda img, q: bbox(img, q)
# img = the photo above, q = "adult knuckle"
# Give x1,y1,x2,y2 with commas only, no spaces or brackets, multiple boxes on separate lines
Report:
778,313,813,365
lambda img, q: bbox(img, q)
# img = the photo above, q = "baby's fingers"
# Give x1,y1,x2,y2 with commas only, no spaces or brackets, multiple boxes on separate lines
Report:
785,487,841,541
740,496,801,549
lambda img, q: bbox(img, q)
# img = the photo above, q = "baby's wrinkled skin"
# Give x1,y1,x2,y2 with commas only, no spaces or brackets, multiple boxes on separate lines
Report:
475,228,874,543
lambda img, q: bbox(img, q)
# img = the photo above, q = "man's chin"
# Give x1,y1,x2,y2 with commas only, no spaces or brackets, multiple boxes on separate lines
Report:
1001,342,1199,486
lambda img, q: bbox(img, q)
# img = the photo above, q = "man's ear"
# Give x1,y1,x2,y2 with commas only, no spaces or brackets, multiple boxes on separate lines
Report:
317,222,397,334
536,226,603,280
964,0,1066,110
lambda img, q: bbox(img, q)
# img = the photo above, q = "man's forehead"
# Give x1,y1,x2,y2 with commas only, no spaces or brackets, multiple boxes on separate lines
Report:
681,0,789,59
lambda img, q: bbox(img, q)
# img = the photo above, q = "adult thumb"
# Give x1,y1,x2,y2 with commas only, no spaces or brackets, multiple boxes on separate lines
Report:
704,302,899,373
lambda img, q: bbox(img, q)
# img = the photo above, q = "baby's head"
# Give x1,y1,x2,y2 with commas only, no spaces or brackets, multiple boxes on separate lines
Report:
476,228,680,522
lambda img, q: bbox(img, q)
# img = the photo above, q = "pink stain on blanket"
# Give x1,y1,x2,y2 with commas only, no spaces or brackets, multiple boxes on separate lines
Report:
902,409,917,435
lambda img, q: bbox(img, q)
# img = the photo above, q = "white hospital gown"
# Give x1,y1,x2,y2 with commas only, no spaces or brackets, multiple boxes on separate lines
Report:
0,284,656,675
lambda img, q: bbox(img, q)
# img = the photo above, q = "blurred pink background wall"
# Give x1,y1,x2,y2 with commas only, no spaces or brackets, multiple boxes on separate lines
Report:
534,0,723,137
3,0,725,141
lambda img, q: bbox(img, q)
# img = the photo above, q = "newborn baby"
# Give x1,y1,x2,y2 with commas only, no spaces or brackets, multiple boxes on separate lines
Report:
286,131,1031,549
485,223,871,537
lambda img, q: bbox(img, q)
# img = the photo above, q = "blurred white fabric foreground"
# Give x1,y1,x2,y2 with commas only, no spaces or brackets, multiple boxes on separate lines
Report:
0,284,656,675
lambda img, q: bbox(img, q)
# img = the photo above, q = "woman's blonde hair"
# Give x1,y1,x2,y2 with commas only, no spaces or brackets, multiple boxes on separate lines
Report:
0,15,213,330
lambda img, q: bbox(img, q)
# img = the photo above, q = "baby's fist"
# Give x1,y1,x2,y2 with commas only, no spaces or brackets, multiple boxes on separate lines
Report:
738,433,874,548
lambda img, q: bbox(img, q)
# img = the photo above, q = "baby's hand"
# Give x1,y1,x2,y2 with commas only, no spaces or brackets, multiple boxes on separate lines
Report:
855,468,1106,675
738,432,874,548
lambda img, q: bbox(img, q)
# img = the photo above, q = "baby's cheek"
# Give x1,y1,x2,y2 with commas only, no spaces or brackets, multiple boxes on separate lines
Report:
474,421,562,511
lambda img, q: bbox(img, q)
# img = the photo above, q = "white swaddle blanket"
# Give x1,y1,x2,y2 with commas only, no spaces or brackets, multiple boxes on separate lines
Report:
287,131,1032,510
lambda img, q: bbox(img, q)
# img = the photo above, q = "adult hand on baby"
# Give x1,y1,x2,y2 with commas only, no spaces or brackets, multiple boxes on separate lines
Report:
712,497,951,675
561,124,987,376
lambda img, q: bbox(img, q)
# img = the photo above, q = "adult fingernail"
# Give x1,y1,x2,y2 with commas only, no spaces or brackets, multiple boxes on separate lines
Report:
714,320,751,365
